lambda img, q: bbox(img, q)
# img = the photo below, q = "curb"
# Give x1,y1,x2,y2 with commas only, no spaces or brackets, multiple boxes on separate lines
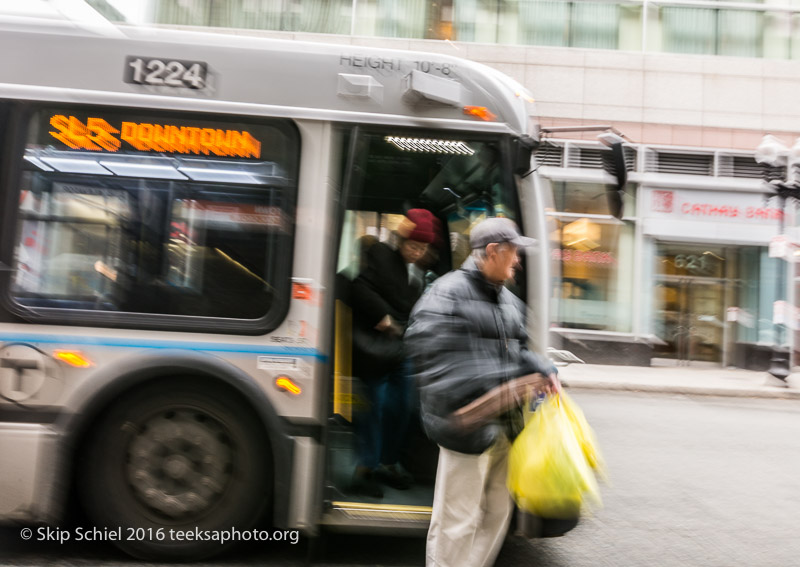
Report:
566,381,800,400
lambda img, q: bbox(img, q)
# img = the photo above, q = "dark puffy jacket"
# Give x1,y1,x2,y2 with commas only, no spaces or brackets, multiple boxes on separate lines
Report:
353,242,421,328
351,242,422,378
404,258,555,455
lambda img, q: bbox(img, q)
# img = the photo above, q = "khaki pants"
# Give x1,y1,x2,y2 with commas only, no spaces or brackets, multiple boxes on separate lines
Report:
426,438,513,567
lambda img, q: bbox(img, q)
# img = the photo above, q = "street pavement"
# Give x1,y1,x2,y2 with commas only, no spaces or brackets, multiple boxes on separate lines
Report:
562,360,800,399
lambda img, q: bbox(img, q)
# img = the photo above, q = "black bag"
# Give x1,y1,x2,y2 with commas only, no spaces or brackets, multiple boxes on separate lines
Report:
513,509,579,538
352,325,404,377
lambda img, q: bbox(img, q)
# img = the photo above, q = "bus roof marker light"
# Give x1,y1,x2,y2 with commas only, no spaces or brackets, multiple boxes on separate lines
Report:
384,136,474,155
53,350,93,368
463,106,497,122
275,376,302,395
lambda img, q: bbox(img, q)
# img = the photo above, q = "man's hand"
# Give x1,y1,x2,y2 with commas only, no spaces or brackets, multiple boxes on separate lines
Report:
543,372,561,395
516,372,559,397
375,314,404,336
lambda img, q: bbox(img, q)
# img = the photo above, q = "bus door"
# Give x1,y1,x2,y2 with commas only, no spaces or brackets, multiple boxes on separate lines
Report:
323,126,527,530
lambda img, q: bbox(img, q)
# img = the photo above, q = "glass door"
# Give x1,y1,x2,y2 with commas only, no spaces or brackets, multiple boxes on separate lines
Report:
654,278,725,364
653,243,727,365
654,279,688,362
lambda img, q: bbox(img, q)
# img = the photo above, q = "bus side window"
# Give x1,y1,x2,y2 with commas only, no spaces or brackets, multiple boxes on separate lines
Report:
8,106,298,332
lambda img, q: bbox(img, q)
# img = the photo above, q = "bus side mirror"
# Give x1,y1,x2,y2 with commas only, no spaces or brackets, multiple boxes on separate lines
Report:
599,133,627,220
512,135,538,175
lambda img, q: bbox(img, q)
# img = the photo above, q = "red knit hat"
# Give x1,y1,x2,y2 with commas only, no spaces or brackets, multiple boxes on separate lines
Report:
400,209,436,244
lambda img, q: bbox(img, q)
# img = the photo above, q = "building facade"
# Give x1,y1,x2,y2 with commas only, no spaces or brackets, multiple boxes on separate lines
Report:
540,140,792,369
88,0,800,368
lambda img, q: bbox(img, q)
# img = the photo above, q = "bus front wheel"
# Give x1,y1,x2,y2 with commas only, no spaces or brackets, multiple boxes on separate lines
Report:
79,378,271,560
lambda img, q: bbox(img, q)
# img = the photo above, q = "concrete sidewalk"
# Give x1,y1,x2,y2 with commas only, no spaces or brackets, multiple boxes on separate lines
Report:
561,362,800,400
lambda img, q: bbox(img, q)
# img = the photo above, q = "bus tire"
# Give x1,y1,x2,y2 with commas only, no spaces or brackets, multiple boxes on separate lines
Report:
78,378,271,561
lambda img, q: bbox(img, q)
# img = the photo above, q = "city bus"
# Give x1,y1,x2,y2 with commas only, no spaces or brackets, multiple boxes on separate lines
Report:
0,12,554,560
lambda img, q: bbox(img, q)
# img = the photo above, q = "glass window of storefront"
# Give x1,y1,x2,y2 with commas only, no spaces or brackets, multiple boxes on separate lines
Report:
736,247,781,346
552,180,635,217
552,217,634,332
793,260,800,365
549,181,635,333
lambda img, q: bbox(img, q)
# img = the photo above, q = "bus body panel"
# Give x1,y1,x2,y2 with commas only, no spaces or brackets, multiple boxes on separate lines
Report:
0,423,54,521
287,436,324,533
518,172,556,354
0,20,533,135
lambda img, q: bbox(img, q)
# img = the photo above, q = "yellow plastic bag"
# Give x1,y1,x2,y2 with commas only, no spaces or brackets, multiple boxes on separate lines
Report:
507,391,603,519
560,391,604,474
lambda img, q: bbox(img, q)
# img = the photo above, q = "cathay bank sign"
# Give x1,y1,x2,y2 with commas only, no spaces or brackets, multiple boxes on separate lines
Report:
645,188,783,224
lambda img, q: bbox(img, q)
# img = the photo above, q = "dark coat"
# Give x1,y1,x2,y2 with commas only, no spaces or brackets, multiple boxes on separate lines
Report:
404,258,556,455
351,242,422,378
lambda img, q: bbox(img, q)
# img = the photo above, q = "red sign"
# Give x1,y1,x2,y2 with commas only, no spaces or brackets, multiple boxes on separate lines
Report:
651,190,674,213
648,189,783,222
552,249,616,265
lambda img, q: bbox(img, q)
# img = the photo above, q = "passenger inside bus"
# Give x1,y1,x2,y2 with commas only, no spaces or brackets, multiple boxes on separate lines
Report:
12,175,286,321
349,208,440,498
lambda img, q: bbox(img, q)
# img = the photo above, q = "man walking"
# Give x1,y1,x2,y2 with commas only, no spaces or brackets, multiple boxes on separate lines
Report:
404,217,559,567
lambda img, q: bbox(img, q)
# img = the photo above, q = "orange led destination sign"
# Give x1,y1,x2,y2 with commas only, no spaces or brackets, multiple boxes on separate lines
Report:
49,115,262,159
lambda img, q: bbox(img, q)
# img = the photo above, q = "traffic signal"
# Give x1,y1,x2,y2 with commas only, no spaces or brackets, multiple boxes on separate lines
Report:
598,132,627,220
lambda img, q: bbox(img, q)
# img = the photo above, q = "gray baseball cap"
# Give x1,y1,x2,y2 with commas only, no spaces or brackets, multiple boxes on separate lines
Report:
469,217,537,249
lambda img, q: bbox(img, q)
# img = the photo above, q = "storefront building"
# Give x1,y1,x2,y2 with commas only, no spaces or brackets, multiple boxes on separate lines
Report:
542,140,787,369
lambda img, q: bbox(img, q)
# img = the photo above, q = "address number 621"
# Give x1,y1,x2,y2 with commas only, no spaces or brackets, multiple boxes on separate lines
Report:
124,56,207,89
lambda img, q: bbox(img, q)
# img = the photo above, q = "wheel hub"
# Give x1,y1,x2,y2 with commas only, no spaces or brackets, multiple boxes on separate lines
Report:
163,455,192,480
126,409,232,519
